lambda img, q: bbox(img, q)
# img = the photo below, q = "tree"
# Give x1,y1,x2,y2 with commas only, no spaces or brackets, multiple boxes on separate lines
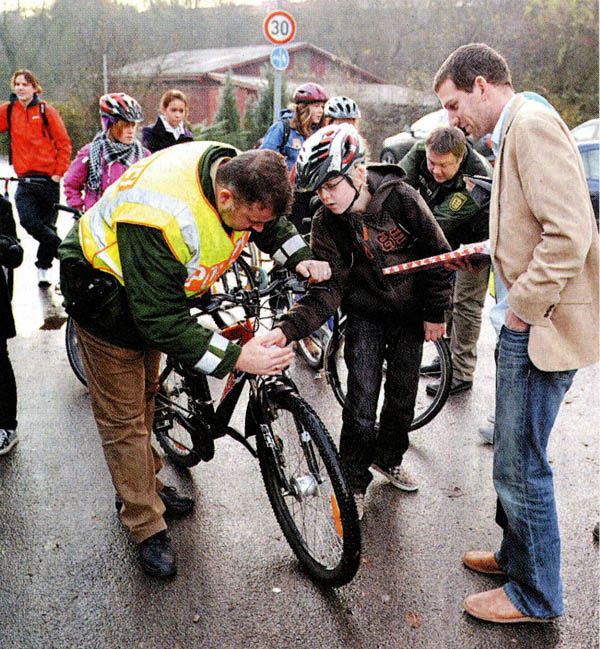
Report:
195,72,245,149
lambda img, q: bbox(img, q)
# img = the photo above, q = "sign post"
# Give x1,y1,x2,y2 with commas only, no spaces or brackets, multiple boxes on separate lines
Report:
263,8,296,122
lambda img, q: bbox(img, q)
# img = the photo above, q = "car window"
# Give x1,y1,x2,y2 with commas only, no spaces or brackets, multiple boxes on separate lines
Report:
572,120,598,141
580,147,599,181
411,109,448,139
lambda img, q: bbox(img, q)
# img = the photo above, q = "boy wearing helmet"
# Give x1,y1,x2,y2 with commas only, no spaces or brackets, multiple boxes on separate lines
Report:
267,124,452,519
0,70,72,287
324,95,362,127
64,93,149,212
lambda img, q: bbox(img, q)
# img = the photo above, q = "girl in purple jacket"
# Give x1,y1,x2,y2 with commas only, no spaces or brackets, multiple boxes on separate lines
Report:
64,93,149,212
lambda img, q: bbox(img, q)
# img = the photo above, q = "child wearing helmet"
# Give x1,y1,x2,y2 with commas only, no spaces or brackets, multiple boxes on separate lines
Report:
142,89,194,153
260,82,327,171
323,95,361,127
64,93,150,212
267,123,453,519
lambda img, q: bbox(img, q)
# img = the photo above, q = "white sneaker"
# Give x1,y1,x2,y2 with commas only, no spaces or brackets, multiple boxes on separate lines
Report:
478,425,494,444
353,492,365,521
37,268,51,287
0,429,18,455
371,464,419,492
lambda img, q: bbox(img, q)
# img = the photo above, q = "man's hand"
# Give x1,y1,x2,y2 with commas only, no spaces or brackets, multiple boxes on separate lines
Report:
505,308,529,331
296,259,331,283
233,333,294,375
51,174,61,183
424,321,446,342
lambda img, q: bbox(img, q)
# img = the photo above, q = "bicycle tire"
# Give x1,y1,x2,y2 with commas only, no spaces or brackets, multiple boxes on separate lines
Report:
153,363,203,468
253,389,361,587
65,316,88,386
324,321,452,431
209,257,257,329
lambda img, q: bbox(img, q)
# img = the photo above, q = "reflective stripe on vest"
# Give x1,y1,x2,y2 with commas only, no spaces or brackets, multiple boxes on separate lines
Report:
79,142,250,296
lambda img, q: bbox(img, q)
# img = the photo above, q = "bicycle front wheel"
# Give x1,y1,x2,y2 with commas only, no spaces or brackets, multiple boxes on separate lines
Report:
324,321,452,431
65,316,88,386
253,389,361,587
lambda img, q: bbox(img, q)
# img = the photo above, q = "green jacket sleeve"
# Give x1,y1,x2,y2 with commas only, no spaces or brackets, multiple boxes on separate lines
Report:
118,223,242,378
251,214,312,269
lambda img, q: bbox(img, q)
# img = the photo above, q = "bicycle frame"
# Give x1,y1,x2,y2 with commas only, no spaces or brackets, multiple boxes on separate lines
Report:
155,316,298,460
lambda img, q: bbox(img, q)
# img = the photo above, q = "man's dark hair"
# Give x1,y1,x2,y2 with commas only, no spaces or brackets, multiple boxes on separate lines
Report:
433,43,512,93
216,149,292,217
426,126,466,159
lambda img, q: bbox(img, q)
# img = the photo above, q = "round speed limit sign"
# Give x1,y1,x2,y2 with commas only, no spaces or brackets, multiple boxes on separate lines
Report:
263,10,296,45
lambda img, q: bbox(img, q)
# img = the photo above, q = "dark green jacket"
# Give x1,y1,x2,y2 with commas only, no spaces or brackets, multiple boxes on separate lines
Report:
59,144,311,377
399,140,492,249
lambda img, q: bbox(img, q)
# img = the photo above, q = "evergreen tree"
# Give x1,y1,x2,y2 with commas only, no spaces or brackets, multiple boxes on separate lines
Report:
196,71,244,148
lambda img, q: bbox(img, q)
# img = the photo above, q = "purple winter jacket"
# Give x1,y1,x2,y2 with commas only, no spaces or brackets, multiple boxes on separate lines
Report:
63,141,150,211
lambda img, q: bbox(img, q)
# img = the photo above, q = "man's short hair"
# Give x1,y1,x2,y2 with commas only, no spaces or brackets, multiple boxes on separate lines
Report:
433,43,512,93
425,126,466,159
216,149,292,217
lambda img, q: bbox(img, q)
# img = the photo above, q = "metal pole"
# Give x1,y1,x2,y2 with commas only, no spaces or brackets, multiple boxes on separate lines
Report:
272,0,283,122
103,54,108,95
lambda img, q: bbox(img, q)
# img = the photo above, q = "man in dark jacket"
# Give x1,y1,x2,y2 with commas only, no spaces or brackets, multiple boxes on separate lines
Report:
0,196,23,454
400,126,492,395
266,124,452,519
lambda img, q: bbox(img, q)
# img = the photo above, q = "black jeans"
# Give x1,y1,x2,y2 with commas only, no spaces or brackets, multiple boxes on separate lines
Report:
15,179,60,269
0,339,17,430
339,314,423,493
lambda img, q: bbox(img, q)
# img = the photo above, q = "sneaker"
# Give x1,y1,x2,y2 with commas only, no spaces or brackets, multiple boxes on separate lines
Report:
0,429,18,455
478,425,494,445
37,268,51,287
139,530,177,577
371,464,419,492
353,492,365,521
420,356,441,376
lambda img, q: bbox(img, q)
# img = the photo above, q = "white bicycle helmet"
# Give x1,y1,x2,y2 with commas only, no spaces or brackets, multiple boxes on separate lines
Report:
294,123,365,193
324,96,361,120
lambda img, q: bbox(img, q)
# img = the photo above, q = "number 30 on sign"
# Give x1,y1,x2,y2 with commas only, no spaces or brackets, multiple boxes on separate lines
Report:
263,10,296,45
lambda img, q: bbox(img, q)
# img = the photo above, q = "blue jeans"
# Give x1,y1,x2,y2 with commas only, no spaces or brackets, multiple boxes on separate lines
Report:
493,326,576,618
15,179,60,269
339,315,423,493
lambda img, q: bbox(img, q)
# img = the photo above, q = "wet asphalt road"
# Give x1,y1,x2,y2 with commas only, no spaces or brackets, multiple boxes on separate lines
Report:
0,202,598,649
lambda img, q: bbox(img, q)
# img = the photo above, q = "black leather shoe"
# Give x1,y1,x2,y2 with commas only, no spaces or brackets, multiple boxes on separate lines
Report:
115,485,194,519
139,530,177,577
426,377,473,396
419,356,441,376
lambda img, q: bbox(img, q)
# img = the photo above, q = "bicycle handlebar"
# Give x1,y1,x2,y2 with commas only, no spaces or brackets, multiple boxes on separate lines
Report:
53,203,83,220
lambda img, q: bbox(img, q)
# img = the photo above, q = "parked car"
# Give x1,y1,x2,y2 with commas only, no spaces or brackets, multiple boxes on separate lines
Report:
380,108,493,164
577,139,599,225
571,118,599,142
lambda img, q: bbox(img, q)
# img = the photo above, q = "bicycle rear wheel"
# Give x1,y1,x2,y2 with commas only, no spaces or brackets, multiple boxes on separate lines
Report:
253,389,361,587
324,321,452,431
153,363,205,468
65,316,88,386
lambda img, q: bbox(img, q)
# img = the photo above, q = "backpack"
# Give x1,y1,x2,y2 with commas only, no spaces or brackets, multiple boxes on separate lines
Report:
6,94,50,165
278,118,291,155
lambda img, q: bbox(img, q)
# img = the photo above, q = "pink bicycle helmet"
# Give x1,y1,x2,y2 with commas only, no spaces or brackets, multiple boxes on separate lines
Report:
99,93,143,130
292,83,328,104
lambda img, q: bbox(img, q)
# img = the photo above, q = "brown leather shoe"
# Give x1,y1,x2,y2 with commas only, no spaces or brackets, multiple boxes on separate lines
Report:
464,587,556,623
462,550,506,575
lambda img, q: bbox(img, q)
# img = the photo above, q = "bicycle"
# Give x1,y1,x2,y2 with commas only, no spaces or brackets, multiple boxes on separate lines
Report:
153,274,361,587
324,312,453,431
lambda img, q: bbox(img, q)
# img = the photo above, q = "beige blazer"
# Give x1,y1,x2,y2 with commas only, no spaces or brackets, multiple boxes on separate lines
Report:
491,95,599,371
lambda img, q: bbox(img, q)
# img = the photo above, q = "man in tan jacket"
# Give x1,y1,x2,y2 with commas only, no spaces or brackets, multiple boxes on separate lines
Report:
434,43,599,624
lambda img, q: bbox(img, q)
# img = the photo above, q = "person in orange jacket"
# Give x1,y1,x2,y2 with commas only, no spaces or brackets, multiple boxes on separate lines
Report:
0,69,72,287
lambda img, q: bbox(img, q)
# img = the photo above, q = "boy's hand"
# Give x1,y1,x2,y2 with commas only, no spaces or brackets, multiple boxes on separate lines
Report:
424,321,445,342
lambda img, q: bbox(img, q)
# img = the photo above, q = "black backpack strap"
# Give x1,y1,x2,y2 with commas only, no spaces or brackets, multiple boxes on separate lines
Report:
6,96,15,165
278,118,291,154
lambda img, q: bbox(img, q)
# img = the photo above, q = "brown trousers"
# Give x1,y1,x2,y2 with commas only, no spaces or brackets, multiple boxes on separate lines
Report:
76,324,166,543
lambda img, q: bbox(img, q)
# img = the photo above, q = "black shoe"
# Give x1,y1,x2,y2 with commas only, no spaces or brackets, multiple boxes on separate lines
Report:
420,356,441,376
139,530,177,577
115,485,194,519
426,377,473,397
594,522,599,542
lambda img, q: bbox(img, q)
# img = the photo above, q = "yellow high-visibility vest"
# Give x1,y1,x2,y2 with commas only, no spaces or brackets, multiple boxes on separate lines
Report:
79,141,249,296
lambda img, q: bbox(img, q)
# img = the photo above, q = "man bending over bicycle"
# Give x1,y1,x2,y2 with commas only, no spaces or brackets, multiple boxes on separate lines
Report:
57,143,329,578
266,124,452,520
